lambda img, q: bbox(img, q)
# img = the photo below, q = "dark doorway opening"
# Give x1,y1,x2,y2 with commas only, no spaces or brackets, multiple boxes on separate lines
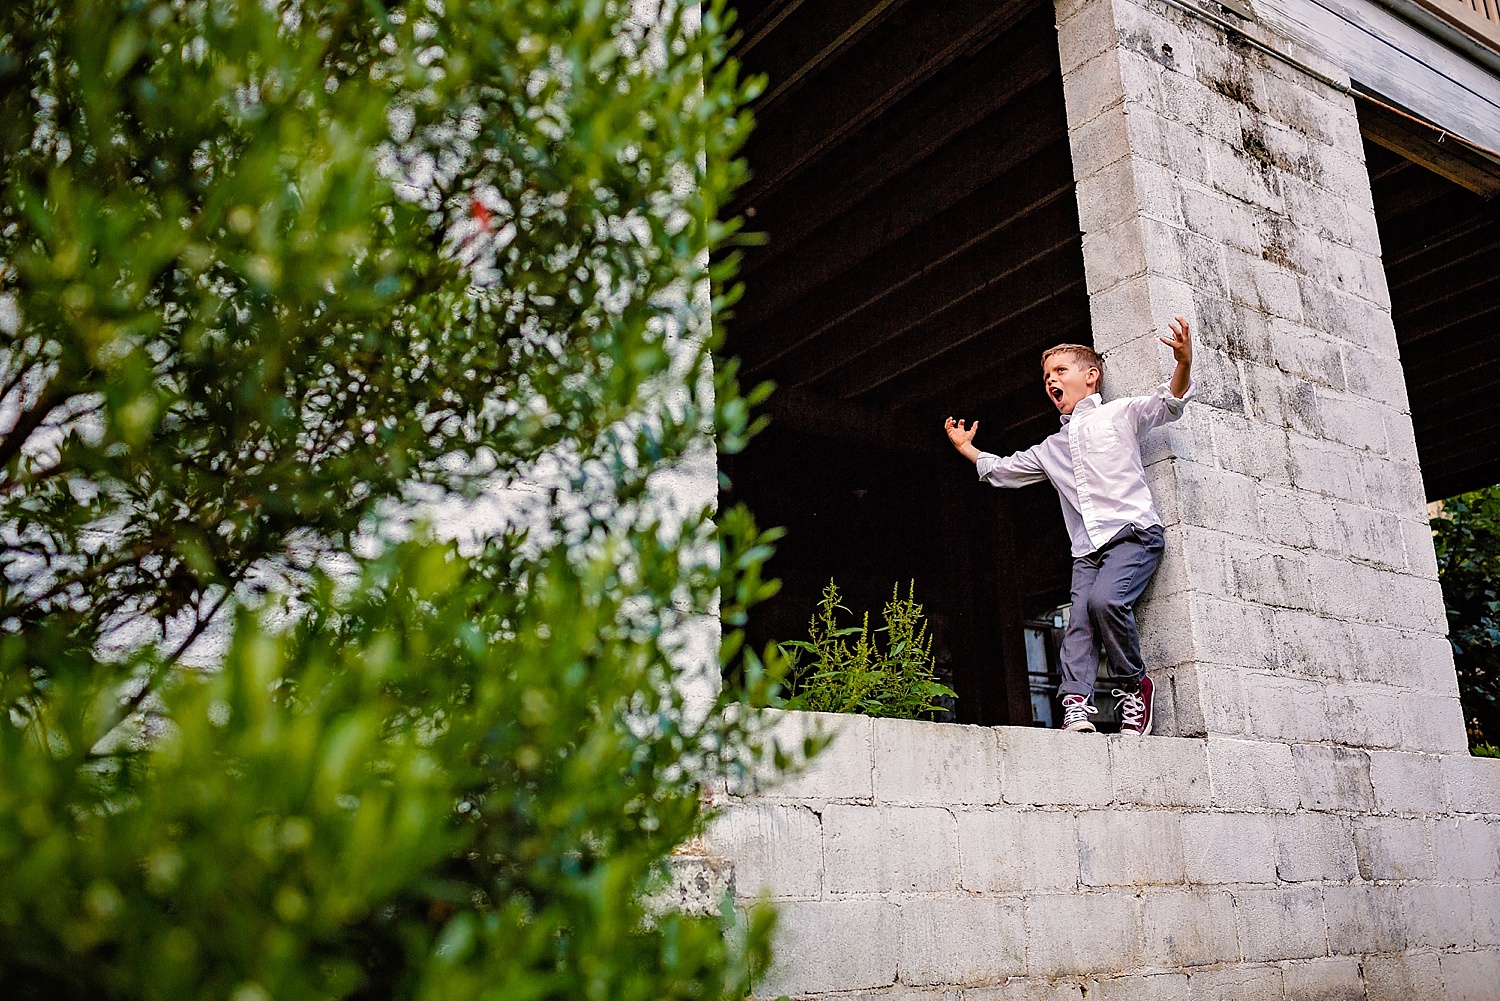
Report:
1359,98,1500,501
719,0,1089,724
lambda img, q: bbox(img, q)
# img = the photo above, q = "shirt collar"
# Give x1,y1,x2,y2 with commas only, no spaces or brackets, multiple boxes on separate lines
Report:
1060,393,1102,425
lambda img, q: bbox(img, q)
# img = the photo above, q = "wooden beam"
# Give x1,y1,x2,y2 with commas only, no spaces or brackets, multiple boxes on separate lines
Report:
759,385,945,455
735,0,1041,209
1401,311,1500,391
759,200,1081,389
735,138,1076,346
738,10,1057,254
1385,215,1500,289
736,87,1067,328
824,249,1087,398
1394,248,1500,317
747,0,915,115
1378,200,1494,269
1394,275,1500,343
1358,93,1500,198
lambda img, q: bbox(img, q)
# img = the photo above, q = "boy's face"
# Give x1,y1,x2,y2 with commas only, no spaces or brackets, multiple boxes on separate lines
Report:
1042,354,1101,416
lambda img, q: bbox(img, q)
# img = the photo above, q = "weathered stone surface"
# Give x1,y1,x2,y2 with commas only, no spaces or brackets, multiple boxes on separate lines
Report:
957,808,1080,893
1272,811,1357,882
1181,811,1277,884
1321,883,1404,955
1351,815,1434,881
1185,964,1285,1001
1362,952,1445,1001
1206,737,1301,810
1278,957,1364,1001
1078,809,1186,886
1443,753,1500,815
1109,734,1212,807
873,717,1002,806
823,805,958,894
1234,886,1328,962
1026,892,1143,978
1088,973,1190,1001
1139,888,1239,968
760,899,900,997
998,726,1112,807
1399,883,1475,949
898,897,1026,986
1440,949,1500,1001
1292,744,1375,812
1368,750,1446,814
702,803,821,900
744,709,874,803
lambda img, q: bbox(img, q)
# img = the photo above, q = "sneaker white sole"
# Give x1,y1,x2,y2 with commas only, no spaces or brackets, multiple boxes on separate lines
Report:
1064,722,1097,733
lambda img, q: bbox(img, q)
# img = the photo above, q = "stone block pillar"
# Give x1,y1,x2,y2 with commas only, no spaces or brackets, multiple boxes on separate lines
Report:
1054,0,1466,747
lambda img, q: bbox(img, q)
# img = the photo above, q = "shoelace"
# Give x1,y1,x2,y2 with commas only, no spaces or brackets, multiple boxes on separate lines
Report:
1062,697,1097,728
1113,688,1145,727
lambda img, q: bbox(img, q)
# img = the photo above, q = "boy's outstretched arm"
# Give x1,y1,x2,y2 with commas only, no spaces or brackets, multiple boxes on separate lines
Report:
945,416,981,463
1161,316,1193,398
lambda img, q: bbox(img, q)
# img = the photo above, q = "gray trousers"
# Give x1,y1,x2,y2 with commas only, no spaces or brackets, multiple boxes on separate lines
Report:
1059,524,1165,699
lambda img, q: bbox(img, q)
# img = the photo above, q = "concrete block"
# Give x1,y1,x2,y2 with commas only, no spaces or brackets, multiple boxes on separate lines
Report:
823,805,958,894
1139,888,1239,968
1368,751,1446,814
1321,883,1403,955
1175,462,1267,540
1440,948,1500,1001
1203,408,1292,483
1076,155,1143,235
1360,455,1429,522
899,897,1026,986
1348,623,1456,693
1362,951,1445,1001
1026,892,1144,978
1321,682,1404,750
1433,816,1500,882
1244,672,1333,744
1273,812,1357,882
1279,957,1365,1001
998,726,1113,807
1186,964,1285,1001
1271,608,1357,680
1351,816,1433,881
1399,883,1474,949
1400,693,1470,754
760,898,900,997
1088,276,1157,356
1341,345,1409,411
1089,973,1190,1001
1056,0,1119,76
1190,596,1278,674
703,803,822,900
1443,753,1500,814
1400,518,1440,580
1084,218,1150,295
1234,886,1328,961
1181,811,1278,884
962,980,1083,1001
1067,102,1134,182
1292,744,1374,812
1288,435,1365,503
1110,734,1211,807
873,717,1001,806
1332,501,1406,570
1065,47,1127,132
958,808,1081,893
746,709,873,802
1078,809,1186,886
1472,882,1500,946
1257,483,1338,553
1206,737,1301,811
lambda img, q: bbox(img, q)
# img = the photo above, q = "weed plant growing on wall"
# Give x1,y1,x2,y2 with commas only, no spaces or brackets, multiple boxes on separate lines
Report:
0,1,795,998
783,581,956,720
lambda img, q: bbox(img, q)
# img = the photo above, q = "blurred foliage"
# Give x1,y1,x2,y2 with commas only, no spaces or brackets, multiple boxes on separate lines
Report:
0,1,797,998
782,580,956,720
1432,486,1500,749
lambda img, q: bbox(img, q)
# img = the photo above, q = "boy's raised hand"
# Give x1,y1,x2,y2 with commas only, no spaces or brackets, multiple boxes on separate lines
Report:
944,416,982,462
1160,316,1192,364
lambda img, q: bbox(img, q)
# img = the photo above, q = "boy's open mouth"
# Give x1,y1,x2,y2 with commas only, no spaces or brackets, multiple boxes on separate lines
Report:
1049,386,1064,403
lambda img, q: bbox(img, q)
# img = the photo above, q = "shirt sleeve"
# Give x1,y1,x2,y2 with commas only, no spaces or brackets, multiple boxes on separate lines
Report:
974,447,1047,488
1123,381,1196,434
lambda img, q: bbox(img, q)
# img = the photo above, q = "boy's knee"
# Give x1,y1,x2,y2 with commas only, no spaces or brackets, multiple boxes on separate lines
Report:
1089,593,1131,619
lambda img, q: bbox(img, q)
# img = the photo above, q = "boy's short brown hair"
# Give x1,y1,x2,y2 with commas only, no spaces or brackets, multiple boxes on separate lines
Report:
1040,343,1104,388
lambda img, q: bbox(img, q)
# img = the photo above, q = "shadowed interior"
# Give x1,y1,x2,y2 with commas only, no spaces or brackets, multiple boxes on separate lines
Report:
718,0,1088,724
1361,106,1500,502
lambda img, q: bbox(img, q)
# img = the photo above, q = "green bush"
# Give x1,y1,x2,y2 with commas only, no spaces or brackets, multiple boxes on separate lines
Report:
0,1,792,998
1432,486,1500,749
782,580,956,720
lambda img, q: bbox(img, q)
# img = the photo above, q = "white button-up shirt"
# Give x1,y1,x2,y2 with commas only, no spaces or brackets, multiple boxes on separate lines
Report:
974,382,1194,556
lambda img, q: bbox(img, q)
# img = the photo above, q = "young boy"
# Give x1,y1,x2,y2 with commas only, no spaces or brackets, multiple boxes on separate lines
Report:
943,319,1194,735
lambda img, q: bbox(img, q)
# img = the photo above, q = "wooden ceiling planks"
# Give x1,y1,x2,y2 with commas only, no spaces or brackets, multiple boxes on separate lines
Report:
1364,138,1500,500
723,0,1085,442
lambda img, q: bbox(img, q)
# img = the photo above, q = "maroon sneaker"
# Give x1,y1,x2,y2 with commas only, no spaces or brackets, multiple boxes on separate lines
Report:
1115,675,1153,735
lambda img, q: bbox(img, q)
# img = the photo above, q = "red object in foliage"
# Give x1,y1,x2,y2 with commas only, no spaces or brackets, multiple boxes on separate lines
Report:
469,197,493,231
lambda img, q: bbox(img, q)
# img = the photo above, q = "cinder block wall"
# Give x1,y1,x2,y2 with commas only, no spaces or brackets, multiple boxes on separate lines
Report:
686,0,1500,996
697,710,1500,999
